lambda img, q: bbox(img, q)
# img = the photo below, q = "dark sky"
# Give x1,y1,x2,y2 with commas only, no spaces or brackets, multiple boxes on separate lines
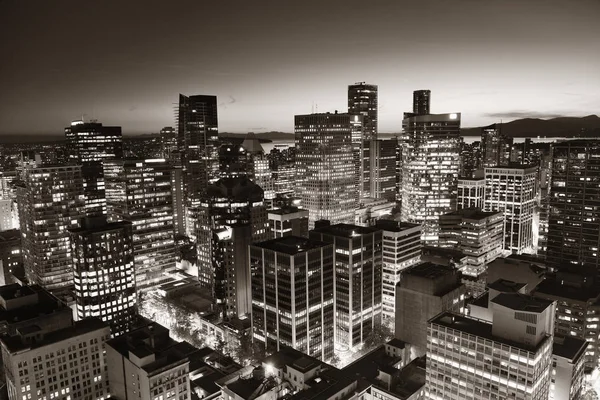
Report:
1,0,598,135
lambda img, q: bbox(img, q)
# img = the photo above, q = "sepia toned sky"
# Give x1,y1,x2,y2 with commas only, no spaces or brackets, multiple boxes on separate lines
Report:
0,0,598,135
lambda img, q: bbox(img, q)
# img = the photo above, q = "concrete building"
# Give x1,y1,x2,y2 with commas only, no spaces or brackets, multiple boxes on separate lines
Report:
104,158,177,291
484,165,537,254
69,216,136,336
16,164,85,290
250,236,334,361
427,293,555,399
481,123,512,168
0,229,21,286
106,322,192,400
0,284,110,400
550,336,587,400
310,223,383,352
374,220,422,326
394,262,465,356
486,254,548,291
268,207,309,238
457,177,485,210
295,112,357,228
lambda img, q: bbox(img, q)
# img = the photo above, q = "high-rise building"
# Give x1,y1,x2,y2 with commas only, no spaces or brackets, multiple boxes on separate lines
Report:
177,94,219,197
395,262,465,356
65,120,123,216
439,209,504,277
481,123,512,168
106,322,192,400
196,177,269,303
374,139,397,202
374,220,422,326
104,159,177,291
16,164,85,290
295,113,357,228
171,166,186,236
550,336,587,400
457,177,485,210
69,216,136,337
309,223,382,351
546,140,600,277
484,165,537,254
0,199,14,231
159,126,178,162
412,89,430,116
250,236,335,361
427,294,555,400
211,223,253,318
268,206,309,238
400,111,461,243
348,82,378,199
0,284,110,400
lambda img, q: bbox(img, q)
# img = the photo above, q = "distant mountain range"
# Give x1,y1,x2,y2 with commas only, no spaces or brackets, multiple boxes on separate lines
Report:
460,115,600,138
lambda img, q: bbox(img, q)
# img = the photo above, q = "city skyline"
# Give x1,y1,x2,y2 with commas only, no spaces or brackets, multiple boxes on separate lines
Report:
1,0,599,135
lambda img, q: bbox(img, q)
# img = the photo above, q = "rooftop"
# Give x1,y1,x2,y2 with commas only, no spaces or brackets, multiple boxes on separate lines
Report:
402,262,456,280
553,336,588,361
442,208,502,220
491,293,553,313
252,236,330,255
488,279,527,294
311,223,380,238
532,276,600,302
375,220,421,233
431,312,550,352
267,206,309,216
0,229,20,243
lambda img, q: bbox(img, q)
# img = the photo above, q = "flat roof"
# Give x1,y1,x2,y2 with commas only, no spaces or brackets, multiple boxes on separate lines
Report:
442,208,502,220
488,279,527,293
267,206,308,216
375,220,421,233
553,336,588,361
431,312,550,352
252,236,330,255
491,293,553,313
532,277,600,302
311,223,380,238
403,262,456,279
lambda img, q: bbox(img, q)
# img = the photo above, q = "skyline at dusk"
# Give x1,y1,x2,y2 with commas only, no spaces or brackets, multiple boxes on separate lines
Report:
1,0,599,135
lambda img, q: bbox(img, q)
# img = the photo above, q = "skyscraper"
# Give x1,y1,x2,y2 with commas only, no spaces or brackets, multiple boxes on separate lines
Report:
546,140,600,277
375,139,398,202
16,164,85,290
177,94,219,197
481,123,512,168
69,216,136,336
250,236,335,361
268,206,309,238
295,112,357,228
412,89,430,115
348,82,378,199
309,223,382,352
400,110,461,243
104,159,177,291
65,120,123,216
457,177,486,210
484,165,537,254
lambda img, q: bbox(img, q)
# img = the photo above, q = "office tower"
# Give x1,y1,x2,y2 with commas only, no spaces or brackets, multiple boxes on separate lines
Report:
295,113,357,229
400,111,461,243
546,140,600,276
457,177,485,210
196,177,268,304
177,94,219,197
484,165,537,254
550,336,587,400
0,199,13,231
106,322,192,400
218,143,252,179
348,82,378,200
374,220,422,326
481,123,512,167
16,164,85,290
0,230,20,285
395,262,465,355
171,166,186,236
309,223,382,351
427,294,555,400
250,236,335,361
159,126,178,161
531,273,600,371
69,216,136,336
412,89,431,116
0,284,110,400
104,159,177,291
375,139,397,202
268,206,309,238
439,209,504,276
211,223,252,318
65,120,123,216
272,163,295,197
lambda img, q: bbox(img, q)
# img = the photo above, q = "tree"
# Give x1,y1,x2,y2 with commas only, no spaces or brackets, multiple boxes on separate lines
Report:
583,389,599,400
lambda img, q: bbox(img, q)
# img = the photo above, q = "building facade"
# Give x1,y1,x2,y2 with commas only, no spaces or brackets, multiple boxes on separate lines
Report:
481,123,512,168
268,207,309,238
457,177,485,210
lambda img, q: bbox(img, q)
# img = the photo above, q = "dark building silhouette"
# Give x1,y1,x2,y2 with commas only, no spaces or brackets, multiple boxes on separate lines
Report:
412,89,431,115
481,123,512,168
65,120,123,216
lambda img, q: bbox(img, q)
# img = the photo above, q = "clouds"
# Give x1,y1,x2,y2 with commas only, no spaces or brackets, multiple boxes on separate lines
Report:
219,96,237,108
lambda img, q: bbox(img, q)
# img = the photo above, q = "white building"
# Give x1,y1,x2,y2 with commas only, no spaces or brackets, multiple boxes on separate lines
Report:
457,177,485,210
